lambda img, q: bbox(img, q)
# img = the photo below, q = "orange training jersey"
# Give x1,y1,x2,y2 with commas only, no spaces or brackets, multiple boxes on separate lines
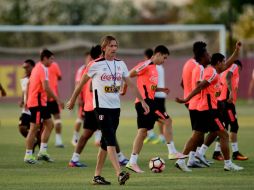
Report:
198,66,220,111
48,62,62,101
218,64,239,104
82,61,96,111
182,58,198,100
27,63,49,108
188,64,204,110
133,60,158,103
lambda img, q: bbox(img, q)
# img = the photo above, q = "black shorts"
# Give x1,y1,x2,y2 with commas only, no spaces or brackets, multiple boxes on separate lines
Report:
154,97,166,113
83,111,99,131
218,101,238,132
47,100,60,115
189,109,198,130
19,113,31,128
194,109,225,133
135,98,170,130
29,106,51,125
94,108,120,150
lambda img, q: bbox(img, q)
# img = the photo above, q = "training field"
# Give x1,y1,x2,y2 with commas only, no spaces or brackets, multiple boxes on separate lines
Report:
0,101,253,190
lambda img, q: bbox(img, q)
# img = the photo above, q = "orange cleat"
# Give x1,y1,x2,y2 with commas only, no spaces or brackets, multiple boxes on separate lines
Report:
213,151,224,161
232,151,248,161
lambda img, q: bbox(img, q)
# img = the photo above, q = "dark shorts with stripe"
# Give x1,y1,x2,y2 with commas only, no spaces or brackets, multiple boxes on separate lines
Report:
29,106,51,125
154,97,166,113
189,109,198,130
19,113,31,129
47,100,60,115
83,111,99,131
94,108,120,151
194,109,225,133
218,101,238,132
135,98,170,130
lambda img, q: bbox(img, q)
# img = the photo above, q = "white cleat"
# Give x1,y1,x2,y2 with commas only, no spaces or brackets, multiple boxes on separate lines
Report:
175,161,192,172
224,163,244,171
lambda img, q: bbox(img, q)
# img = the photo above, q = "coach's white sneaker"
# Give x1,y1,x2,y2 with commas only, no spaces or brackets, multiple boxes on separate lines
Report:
224,163,244,171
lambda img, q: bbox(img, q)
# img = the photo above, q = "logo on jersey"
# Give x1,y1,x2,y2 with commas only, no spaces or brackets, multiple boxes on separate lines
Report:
101,73,122,81
149,76,158,83
99,115,104,120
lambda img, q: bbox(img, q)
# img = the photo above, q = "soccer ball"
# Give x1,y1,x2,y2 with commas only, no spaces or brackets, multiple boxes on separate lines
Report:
149,157,165,173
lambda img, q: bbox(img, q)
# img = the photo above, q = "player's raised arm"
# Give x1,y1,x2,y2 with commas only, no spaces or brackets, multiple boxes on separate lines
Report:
67,73,90,110
221,41,241,73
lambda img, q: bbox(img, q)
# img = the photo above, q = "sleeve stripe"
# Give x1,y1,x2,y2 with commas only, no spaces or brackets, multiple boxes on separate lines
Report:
207,69,217,83
135,60,151,72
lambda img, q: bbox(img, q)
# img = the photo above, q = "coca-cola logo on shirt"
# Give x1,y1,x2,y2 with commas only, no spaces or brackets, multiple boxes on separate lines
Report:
101,73,122,81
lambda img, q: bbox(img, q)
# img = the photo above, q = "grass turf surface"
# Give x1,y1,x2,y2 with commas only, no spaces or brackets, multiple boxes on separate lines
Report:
0,101,254,190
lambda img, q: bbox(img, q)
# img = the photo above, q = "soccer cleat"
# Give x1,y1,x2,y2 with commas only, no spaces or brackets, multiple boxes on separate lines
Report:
55,144,65,148
224,163,244,171
151,137,166,144
126,162,144,173
68,160,87,167
118,171,130,185
195,152,210,167
168,152,188,160
71,139,78,147
24,155,37,164
187,160,206,168
37,151,54,162
175,161,192,172
119,158,129,166
143,134,156,144
213,151,224,161
92,176,111,185
232,151,248,161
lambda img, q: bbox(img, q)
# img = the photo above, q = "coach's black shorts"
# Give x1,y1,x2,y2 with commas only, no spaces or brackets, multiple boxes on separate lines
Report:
19,113,31,128
83,111,99,131
135,98,170,130
194,109,225,133
94,108,120,151
29,106,51,125
47,100,60,115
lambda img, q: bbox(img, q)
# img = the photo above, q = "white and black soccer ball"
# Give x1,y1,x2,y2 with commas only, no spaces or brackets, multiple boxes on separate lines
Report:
149,157,165,173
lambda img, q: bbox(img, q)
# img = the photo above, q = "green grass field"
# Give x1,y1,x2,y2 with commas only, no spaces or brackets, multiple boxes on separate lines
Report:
0,101,254,190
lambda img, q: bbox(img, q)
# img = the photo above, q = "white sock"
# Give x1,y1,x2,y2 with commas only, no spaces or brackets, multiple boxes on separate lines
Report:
40,143,48,152
73,131,79,140
147,130,155,138
55,134,63,145
198,144,208,156
167,141,177,154
224,159,232,166
214,142,221,152
71,152,80,162
129,154,138,165
231,142,239,153
187,151,196,164
25,149,33,156
94,130,102,142
117,152,126,162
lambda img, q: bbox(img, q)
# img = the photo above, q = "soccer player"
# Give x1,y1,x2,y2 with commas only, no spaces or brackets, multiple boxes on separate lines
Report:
18,60,38,144
68,45,129,168
0,83,7,97
176,41,244,171
71,52,91,146
47,59,64,147
24,49,63,164
177,41,218,170
126,45,187,174
67,35,149,185
143,48,166,144
213,60,248,161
